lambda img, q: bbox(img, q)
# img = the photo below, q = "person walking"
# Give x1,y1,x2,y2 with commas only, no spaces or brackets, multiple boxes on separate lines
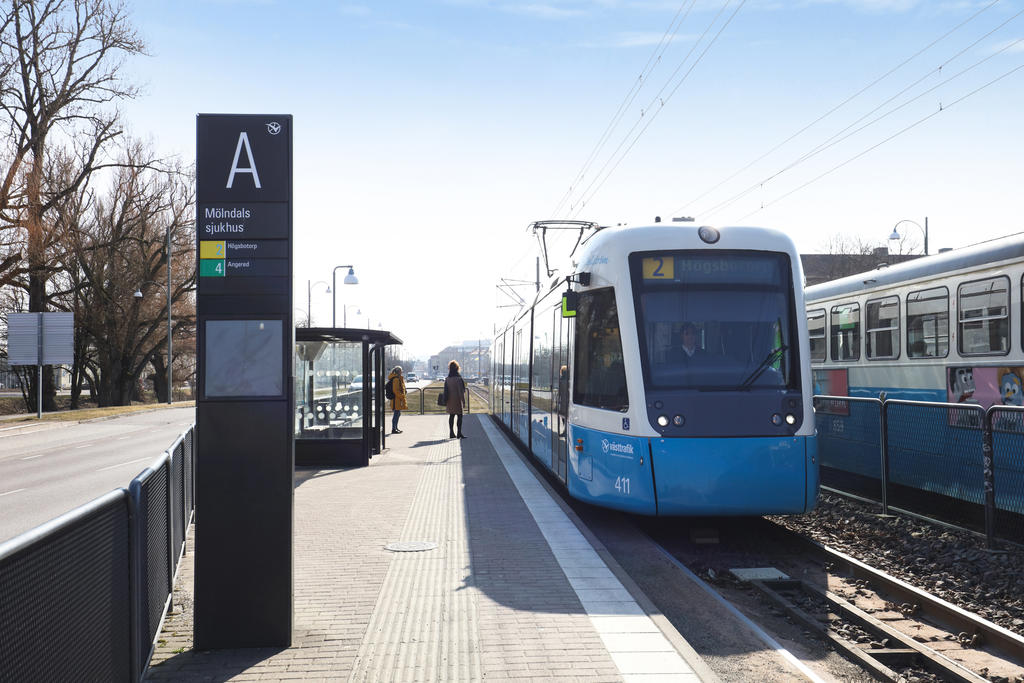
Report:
444,360,467,439
387,366,408,434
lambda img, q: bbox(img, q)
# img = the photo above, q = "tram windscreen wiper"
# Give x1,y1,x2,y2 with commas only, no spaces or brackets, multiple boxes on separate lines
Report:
737,344,788,390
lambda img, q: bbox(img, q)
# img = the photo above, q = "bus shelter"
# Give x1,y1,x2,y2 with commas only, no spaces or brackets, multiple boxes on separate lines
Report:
295,327,403,467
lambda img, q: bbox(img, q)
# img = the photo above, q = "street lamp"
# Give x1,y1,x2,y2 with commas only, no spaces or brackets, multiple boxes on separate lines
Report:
889,217,929,256
134,280,172,404
332,265,359,328
306,280,331,327
341,305,361,326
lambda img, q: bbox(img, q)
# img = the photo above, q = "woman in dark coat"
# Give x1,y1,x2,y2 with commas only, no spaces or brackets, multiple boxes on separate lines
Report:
444,360,467,439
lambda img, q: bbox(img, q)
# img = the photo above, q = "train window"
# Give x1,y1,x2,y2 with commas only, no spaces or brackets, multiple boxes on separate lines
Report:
866,296,900,360
830,303,860,361
573,287,628,411
958,276,1009,356
907,287,948,358
807,309,826,363
631,251,797,390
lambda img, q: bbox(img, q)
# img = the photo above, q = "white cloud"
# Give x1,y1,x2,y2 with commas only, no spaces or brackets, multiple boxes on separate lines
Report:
609,30,698,47
796,0,921,11
338,4,371,16
990,37,1024,54
499,3,587,18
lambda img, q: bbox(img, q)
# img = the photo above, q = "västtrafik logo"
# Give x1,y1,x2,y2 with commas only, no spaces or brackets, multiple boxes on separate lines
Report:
601,439,634,456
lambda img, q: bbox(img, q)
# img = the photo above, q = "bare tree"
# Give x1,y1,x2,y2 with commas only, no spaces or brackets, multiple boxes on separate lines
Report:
802,232,924,287
0,0,144,409
57,141,194,407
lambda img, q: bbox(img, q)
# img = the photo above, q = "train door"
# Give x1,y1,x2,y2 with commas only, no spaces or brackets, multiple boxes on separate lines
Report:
512,326,524,438
554,303,573,484
516,317,532,440
494,335,504,421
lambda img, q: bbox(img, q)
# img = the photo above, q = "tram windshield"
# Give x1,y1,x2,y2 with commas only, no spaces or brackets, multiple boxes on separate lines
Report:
630,251,798,390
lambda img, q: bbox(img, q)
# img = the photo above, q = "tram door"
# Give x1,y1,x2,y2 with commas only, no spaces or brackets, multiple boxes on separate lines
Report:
553,304,572,484
511,328,521,438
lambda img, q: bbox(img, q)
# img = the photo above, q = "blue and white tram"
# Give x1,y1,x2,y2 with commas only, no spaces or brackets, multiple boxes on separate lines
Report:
492,222,819,516
804,233,1024,404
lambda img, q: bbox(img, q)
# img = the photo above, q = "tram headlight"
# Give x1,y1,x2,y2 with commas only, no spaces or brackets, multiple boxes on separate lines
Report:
785,413,796,425
673,415,684,426
657,415,669,427
771,413,783,426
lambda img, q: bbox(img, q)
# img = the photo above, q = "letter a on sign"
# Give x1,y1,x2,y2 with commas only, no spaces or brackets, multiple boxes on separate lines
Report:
226,132,262,189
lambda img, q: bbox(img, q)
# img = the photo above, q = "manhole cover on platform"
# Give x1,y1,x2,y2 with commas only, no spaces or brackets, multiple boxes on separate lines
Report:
385,541,438,552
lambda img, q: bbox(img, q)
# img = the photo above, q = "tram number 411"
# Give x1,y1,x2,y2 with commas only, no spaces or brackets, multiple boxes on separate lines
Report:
614,477,631,495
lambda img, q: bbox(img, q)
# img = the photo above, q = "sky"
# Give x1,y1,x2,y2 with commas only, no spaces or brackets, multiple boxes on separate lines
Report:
120,0,1024,359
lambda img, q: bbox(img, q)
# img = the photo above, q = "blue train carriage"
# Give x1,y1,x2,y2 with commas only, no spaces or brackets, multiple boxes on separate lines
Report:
492,222,819,517
804,233,1024,512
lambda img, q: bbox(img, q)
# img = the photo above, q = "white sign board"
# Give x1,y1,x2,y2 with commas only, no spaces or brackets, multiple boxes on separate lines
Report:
7,312,74,365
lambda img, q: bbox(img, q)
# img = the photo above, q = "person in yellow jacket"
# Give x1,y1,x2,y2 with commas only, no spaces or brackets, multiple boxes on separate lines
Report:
387,366,408,434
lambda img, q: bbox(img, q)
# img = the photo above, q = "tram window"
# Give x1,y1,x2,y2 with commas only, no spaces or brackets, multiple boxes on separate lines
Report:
830,303,860,361
907,287,948,358
866,296,899,360
573,287,628,411
807,309,826,362
958,276,1009,356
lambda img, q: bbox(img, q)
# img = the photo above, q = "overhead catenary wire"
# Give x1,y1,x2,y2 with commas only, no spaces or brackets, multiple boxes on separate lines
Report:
669,0,1007,218
696,33,1024,220
549,0,699,218
511,0,741,282
735,62,1024,222
568,0,748,219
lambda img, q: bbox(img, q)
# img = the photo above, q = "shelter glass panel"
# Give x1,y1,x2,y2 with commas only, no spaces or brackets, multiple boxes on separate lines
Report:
295,340,363,439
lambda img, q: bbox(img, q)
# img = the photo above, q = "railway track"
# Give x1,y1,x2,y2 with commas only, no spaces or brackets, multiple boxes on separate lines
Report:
642,517,1024,682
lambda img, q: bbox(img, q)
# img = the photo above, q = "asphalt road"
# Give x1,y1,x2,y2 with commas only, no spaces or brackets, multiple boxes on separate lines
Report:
0,406,196,544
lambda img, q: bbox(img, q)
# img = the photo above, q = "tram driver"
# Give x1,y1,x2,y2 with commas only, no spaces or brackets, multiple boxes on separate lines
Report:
670,322,706,363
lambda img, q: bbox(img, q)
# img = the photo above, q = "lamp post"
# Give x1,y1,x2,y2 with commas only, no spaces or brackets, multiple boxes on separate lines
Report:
133,279,172,404
332,265,359,328
307,280,331,327
341,305,361,327
889,217,928,256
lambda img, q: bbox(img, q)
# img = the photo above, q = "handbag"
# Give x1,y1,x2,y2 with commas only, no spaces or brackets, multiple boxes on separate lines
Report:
437,383,447,407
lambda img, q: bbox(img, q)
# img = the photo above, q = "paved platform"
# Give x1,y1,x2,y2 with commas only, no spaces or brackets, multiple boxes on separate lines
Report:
146,414,713,682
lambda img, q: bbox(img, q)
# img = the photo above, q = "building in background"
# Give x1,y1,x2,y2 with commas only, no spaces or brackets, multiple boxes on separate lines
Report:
429,340,491,381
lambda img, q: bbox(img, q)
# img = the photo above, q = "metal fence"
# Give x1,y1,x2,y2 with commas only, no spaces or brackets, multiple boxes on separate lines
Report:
814,395,1024,546
388,386,476,414
0,424,196,683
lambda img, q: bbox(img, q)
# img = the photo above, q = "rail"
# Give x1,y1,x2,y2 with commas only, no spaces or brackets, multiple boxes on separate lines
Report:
814,395,1024,547
0,423,196,682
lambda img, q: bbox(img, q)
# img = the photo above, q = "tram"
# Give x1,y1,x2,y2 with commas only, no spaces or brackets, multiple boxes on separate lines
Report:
804,233,1024,405
492,221,819,516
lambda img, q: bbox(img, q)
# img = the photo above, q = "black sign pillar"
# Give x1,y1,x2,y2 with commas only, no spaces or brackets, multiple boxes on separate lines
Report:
195,114,293,648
